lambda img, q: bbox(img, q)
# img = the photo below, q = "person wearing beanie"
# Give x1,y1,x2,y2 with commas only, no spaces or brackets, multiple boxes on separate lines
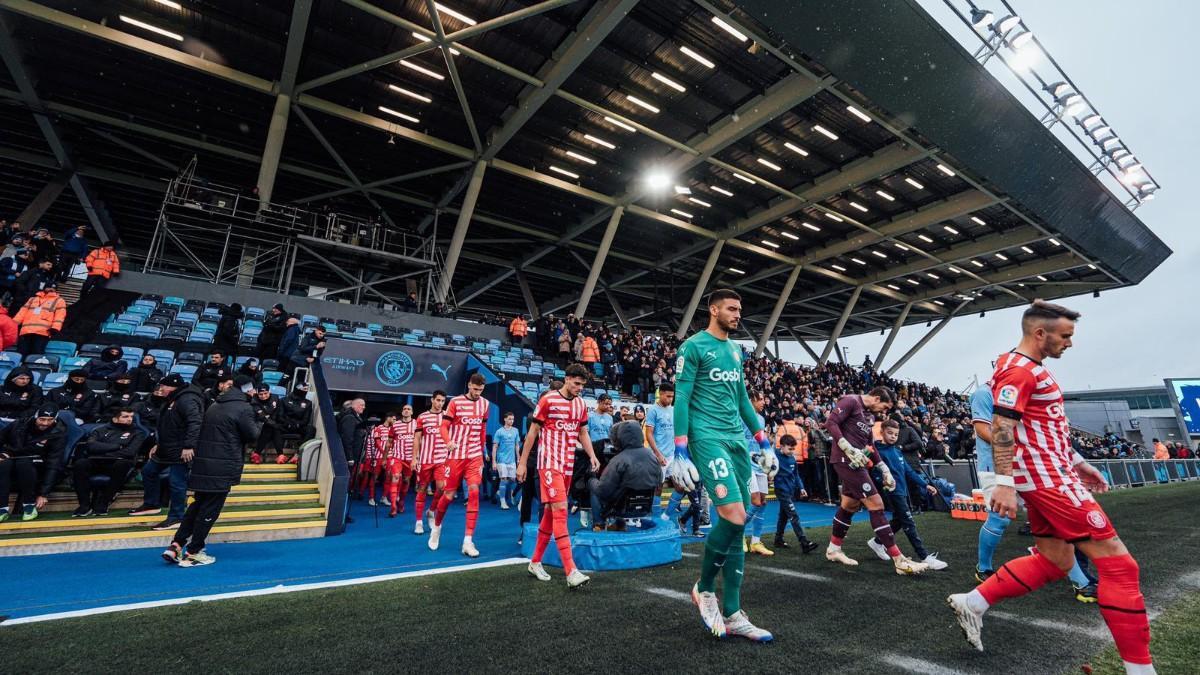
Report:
213,303,244,363
128,373,204,530
0,366,44,420
48,369,103,424
70,406,146,517
257,303,288,360
163,362,258,567
101,370,140,411
0,403,67,522
249,385,281,464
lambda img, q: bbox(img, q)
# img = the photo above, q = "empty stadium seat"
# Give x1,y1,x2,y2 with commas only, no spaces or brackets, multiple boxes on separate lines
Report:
262,371,285,386
176,351,204,366
59,356,90,371
134,325,162,339
245,307,266,321
170,364,198,380
44,341,77,358
102,323,134,336
79,344,104,358
41,372,68,391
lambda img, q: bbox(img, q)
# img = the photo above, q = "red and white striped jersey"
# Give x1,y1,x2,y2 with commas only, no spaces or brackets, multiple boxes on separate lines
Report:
533,390,589,475
365,424,390,461
991,351,1080,493
416,410,446,465
390,418,417,462
443,395,490,460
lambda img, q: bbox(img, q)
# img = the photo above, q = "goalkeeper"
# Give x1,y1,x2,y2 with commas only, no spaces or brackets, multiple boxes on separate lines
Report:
672,289,776,643
823,386,929,575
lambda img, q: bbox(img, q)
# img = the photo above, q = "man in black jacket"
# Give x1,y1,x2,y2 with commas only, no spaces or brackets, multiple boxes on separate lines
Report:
164,374,258,566
0,404,67,522
191,351,231,391
0,366,43,420
256,303,288,360
71,407,146,517
586,421,663,529
249,385,282,464
128,374,205,530
338,398,367,466
290,325,327,371
48,369,103,424
278,383,314,441
212,303,243,364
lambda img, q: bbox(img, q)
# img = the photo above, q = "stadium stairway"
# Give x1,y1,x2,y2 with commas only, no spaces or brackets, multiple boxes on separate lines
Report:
0,462,326,556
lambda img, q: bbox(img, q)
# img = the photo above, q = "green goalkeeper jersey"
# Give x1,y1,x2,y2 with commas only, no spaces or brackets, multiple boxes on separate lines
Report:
673,329,762,442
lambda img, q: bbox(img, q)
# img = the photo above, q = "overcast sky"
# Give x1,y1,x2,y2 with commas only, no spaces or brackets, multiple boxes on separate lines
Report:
748,0,1198,394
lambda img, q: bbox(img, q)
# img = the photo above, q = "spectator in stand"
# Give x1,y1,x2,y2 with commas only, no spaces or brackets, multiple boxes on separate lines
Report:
192,351,231,391
586,420,662,531
0,307,17,350
0,403,67,522
80,242,120,298
1153,438,1169,460
14,282,65,356
276,383,314,457
0,246,29,306
83,345,128,381
256,304,288,360
508,314,528,343
557,324,571,359
276,317,301,366
250,385,282,464
573,331,584,362
129,353,164,393
70,407,146,517
48,369,102,424
0,230,24,259
13,257,56,310
0,367,43,420
236,357,264,389
162,374,258,567
30,228,57,266
581,332,600,374
101,371,139,411
129,373,205,530
59,225,88,280
213,303,243,363
401,292,418,313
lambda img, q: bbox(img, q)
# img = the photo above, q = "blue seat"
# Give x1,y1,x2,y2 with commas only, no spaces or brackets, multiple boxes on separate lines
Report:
162,296,185,308
176,311,200,325
245,307,266,321
189,331,215,344
195,321,218,334
79,344,105,358
176,351,204,366
367,323,383,333
262,371,284,386
354,327,372,337
132,298,158,310
411,329,425,336
244,320,264,332
269,385,286,397
0,351,23,369
25,354,60,371
125,304,153,317
41,372,68,391
59,356,90,372
170,364,198,380
134,325,162,339
44,340,76,358
301,314,319,325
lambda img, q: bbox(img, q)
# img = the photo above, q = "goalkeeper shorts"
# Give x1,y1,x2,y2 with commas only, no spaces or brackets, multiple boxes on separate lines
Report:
689,438,751,508
832,461,877,500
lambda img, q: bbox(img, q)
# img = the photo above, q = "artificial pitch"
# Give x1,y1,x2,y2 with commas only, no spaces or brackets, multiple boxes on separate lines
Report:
4,482,1197,673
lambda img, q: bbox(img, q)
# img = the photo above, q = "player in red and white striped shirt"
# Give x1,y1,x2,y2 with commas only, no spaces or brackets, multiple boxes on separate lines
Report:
949,301,1154,674
412,391,448,535
358,411,395,505
429,374,491,557
516,363,600,588
385,404,417,518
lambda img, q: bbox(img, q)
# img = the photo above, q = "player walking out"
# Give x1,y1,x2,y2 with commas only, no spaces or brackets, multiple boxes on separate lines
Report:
386,404,416,518
360,412,394,506
949,301,1154,674
429,374,490,557
823,387,929,575
675,289,777,642
492,412,520,509
412,391,448,535
744,389,778,556
516,363,600,588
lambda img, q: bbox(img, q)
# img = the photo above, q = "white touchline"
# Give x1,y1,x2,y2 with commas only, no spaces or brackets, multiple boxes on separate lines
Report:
680,551,700,558
885,653,980,675
1,557,528,626
989,611,1108,639
645,587,692,602
752,566,831,583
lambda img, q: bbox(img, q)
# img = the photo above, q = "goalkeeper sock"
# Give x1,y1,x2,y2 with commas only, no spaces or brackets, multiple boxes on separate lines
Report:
830,507,854,546
699,517,739,593
747,502,765,542
721,536,747,616
977,511,1010,572
868,509,902,558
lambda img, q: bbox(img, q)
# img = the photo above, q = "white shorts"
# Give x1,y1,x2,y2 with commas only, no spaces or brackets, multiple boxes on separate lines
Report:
747,472,769,496
496,463,516,479
978,471,1024,510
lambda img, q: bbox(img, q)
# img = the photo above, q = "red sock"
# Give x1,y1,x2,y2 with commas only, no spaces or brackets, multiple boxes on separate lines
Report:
367,472,377,501
531,508,553,562
977,549,1065,605
551,507,576,575
433,491,452,527
414,483,427,521
397,480,409,510
1094,554,1152,665
465,489,479,536
387,480,399,514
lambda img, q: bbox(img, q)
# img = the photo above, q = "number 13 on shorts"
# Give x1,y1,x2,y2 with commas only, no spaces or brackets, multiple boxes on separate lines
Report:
708,458,729,479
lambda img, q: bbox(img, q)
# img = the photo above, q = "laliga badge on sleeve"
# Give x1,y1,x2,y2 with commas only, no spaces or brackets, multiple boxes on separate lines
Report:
997,384,1019,408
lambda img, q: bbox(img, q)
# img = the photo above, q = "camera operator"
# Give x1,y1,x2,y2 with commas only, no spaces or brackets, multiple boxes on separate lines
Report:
586,420,662,531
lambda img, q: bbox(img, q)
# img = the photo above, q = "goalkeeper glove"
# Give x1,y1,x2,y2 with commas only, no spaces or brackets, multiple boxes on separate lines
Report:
838,437,870,469
751,430,779,478
877,462,896,492
669,436,700,492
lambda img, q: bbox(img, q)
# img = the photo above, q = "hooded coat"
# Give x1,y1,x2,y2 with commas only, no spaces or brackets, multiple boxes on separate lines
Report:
0,366,43,418
188,388,257,492
590,421,663,504
84,346,127,381
1,414,68,496
129,357,164,393
48,370,102,423
153,384,205,464
213,303,243,359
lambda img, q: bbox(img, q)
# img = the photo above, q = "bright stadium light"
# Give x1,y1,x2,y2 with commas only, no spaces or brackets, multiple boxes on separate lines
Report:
756,158,782,171
824,212,844,222
813,125,839,141
851,258,867,265
995,14,1021,34
388,85,431,103
732,172,756,184
378,106,420,123
670,208,694,219
871,250,888,259
876,190,895,201
434,3,477,26
846,106,872,123
400,60,444,80
565,151,596,165
689,197,712,207
760,240,779,248
943,225,960,235
153,0,183,9
626,95,660,113
781,231,800,240
728,267,745,275
936,163,956,176
549,165,579,179
831,264,847,272
643,169,672,192
411,32,460,55
917,234,934,243
651,72,686,92
784,142,809,157
849,202,869,213
603,116,637,132
711,16,748,42
673,184,691,195
887,284,902,291
802,222,821,232
583,134,615,149
118,15,183,41
679,45,715,69
709,185,734,197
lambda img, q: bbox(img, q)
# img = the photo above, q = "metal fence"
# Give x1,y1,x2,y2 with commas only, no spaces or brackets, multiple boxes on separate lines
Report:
919,458,1200,492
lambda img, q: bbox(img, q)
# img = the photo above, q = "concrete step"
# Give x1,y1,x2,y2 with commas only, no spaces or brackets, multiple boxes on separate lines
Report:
0,502,324,534
242,463,300,474
40,482,318,513
0,518,328,556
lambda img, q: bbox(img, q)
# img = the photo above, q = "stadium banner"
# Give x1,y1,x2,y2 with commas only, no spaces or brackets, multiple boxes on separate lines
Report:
1163,378,1200,440
320,338,468,395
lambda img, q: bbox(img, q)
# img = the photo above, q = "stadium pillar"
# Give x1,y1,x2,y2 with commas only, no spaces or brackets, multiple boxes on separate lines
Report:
819,286,862,365
255,0,313,207
885,312,957,377
605,290,630,330
436,159,487,304
787,328,823,364
574,206,623,318
675,240,725,339
755,264,801,358
516,270,540,319
875,301,913,367
16,167,73,229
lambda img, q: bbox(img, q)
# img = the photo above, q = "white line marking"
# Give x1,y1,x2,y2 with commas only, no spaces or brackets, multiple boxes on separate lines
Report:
645,587,691,602
1,557,528,626
681,552,700,558
753,566,831,583
885,653,978,675
989,610,1107,639
1179,570,1200,588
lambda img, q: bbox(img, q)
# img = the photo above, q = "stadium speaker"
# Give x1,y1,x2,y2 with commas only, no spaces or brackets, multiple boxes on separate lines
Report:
1093,290,1100,298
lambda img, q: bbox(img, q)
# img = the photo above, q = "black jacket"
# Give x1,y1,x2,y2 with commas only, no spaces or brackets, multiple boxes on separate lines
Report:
154,384,205,464
278,391,313,429
591,422,663,504
48,383,103,423
213,308,243,358
295,331,326,367
191,362,230,391
0,367,43,418
79,422,146,461
338,409,367,463
251,393,280,427
0,416,68,495
129,364,164,393
897,422,925,457
188,389,257,492
83,347,127,381
258,311,288,349
132,394,167,432
100,381,140,413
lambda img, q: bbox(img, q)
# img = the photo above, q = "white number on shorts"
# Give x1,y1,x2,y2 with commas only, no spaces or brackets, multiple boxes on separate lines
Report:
544,471,553,486
707,458,730,479
1057,482,1092,507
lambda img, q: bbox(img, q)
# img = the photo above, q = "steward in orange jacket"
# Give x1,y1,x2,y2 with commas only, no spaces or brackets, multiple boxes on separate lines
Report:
81,244,121,298
581,335,600,363
14,286,65,356
508,315,528,339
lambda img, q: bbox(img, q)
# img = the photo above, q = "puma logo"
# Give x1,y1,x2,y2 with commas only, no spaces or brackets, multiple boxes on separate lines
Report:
431,363,452,380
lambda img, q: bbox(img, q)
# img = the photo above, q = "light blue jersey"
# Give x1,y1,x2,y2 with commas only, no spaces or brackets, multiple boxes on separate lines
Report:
494,426,519,465
746,412,769,475
970,387,994,473
587,410,613,445
645,403,675,461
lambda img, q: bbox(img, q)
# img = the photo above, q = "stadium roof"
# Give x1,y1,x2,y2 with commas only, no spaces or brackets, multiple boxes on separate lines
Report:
0,0,1170,353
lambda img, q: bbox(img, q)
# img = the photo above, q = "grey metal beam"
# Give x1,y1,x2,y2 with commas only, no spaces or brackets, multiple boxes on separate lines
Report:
0,145,164,192
483,0,637,160
742,325,774,359
88,129,177,172
516,270,539,319
819,286,862,365
754,264,801,358
436,160,487,303
295,242,405,307
605,289,630,330
425,0,482,153
256,0,313,206
786,327,823,364
15,167,72,228
291,106,397,229
875,302,912,367
294,161,472,203
885,300,972,376
575,206,623,317
676,241,725,339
